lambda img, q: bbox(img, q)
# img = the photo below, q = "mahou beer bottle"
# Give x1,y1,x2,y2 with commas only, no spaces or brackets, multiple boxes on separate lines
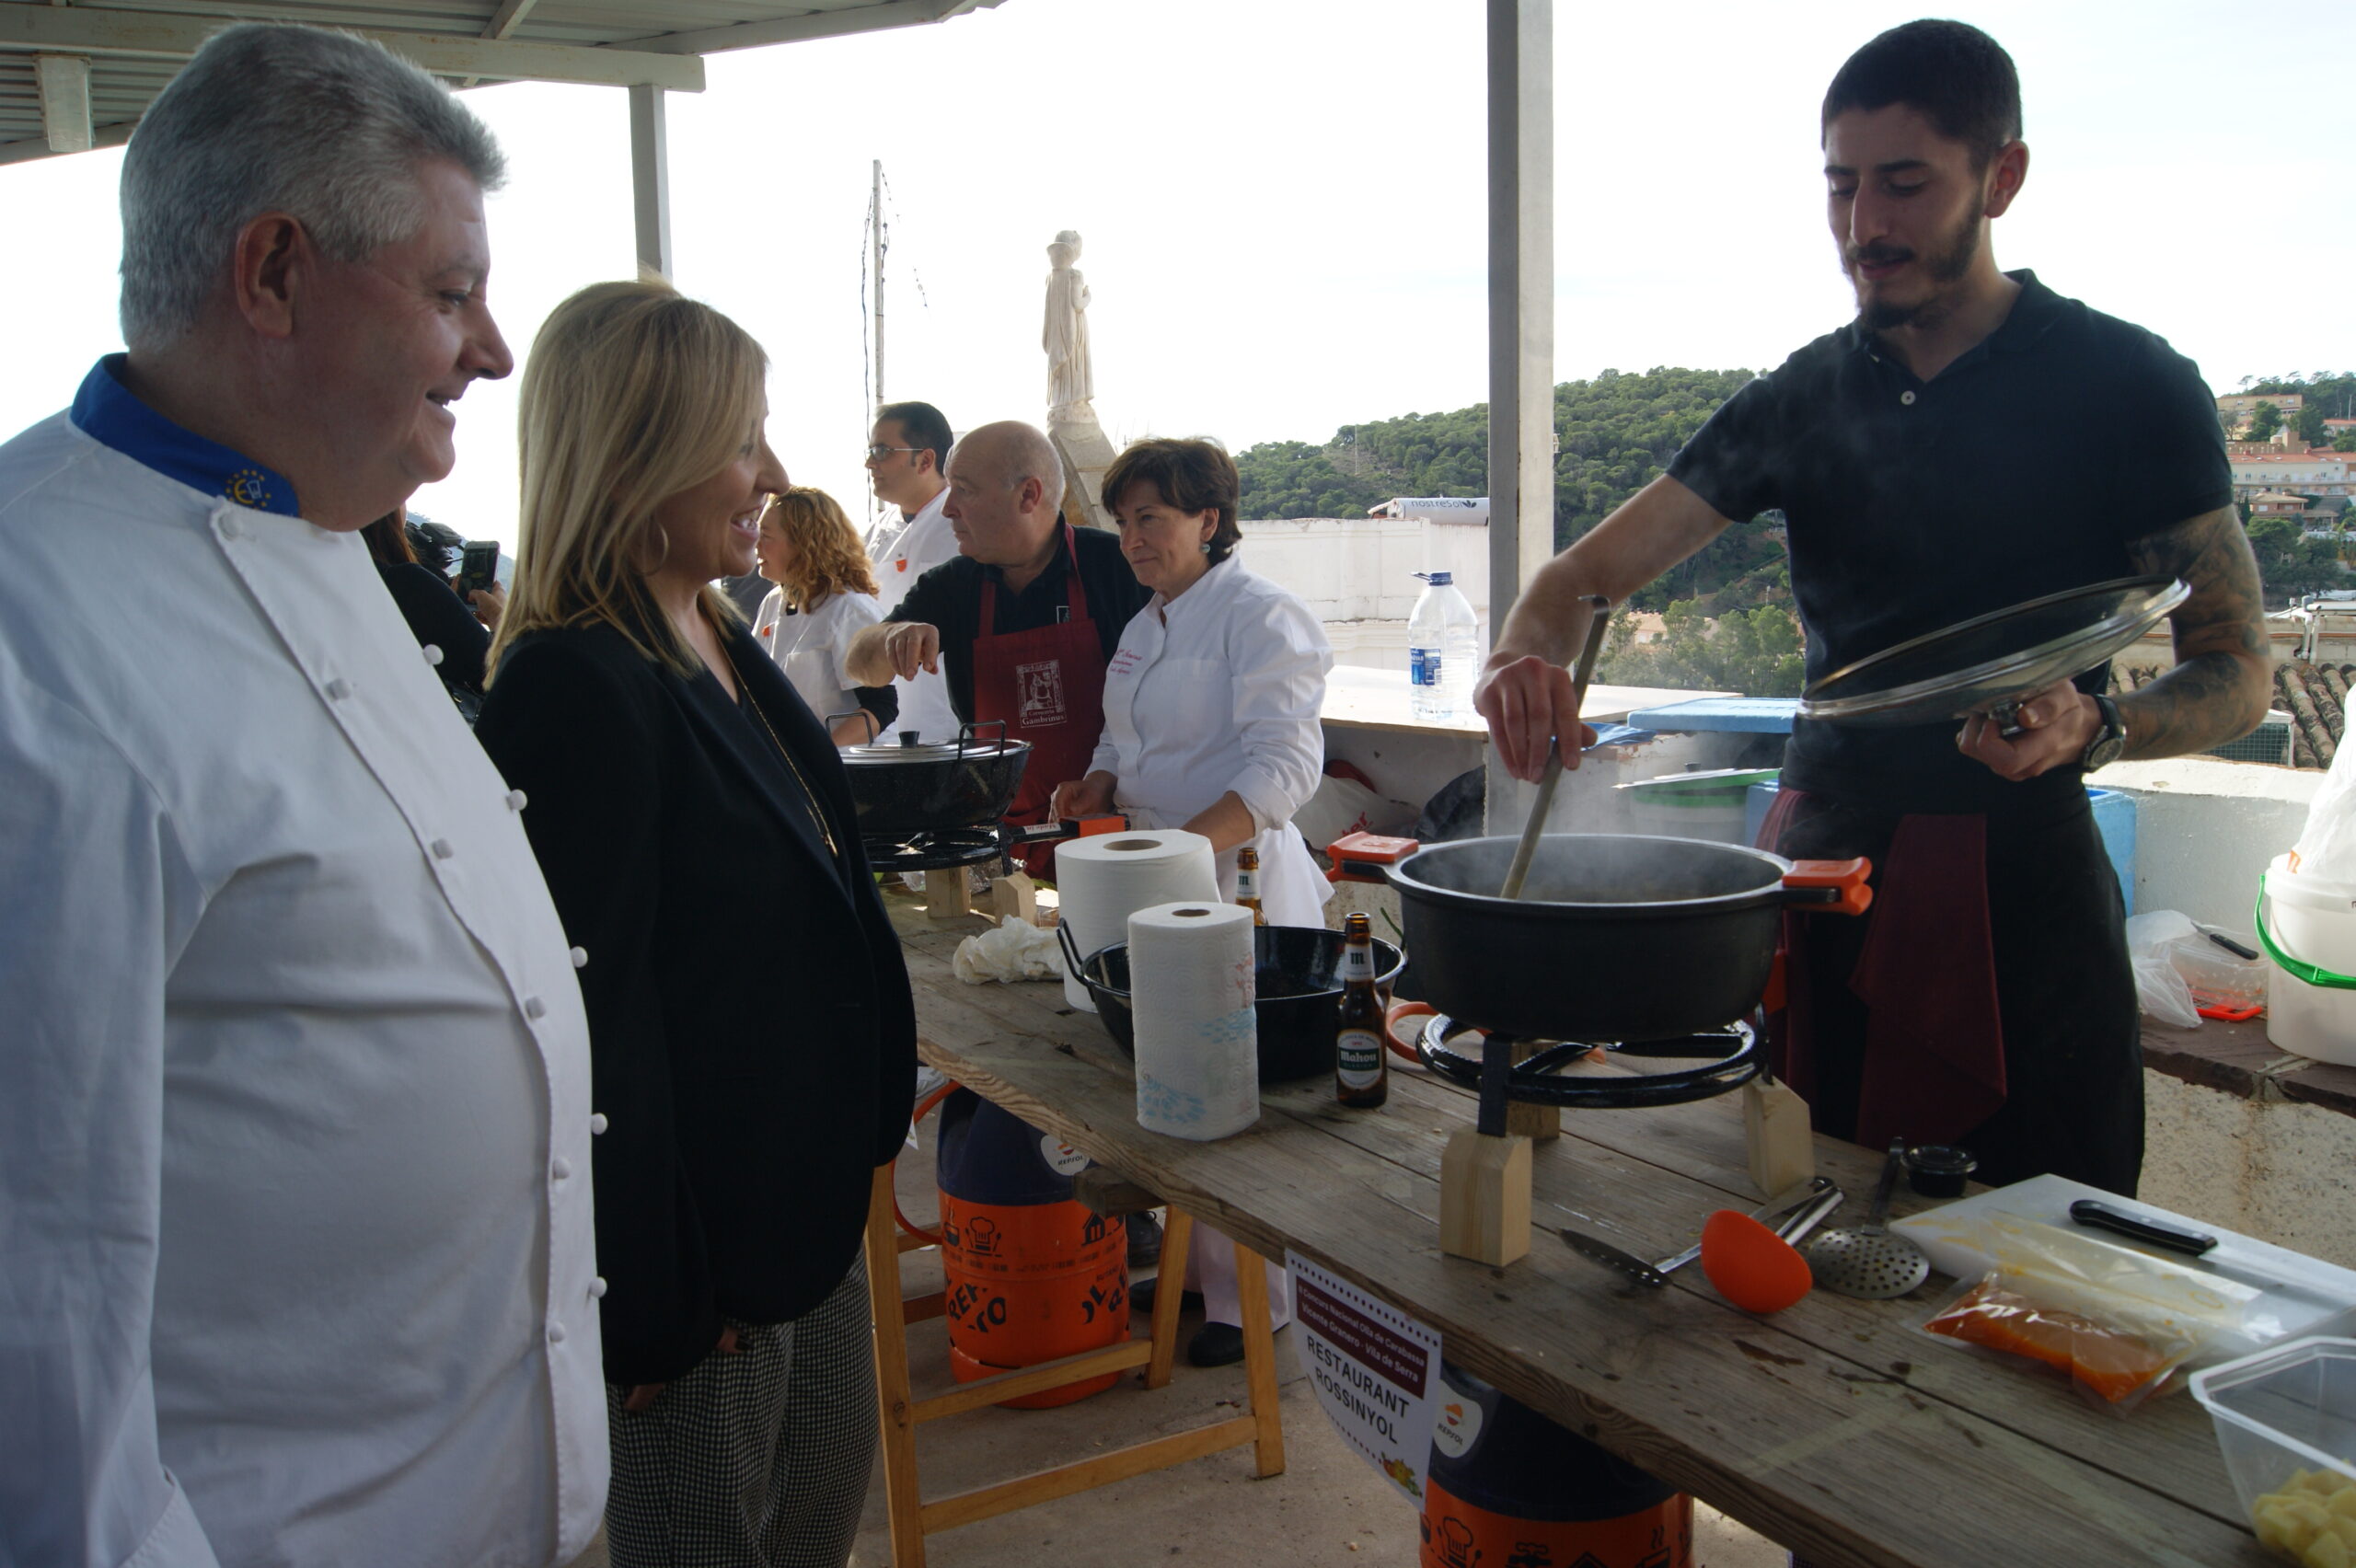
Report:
1334,913,1387,1108
1235,847,1267,925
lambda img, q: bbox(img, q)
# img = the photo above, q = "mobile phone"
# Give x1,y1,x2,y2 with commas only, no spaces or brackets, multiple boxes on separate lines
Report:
456,539,500,596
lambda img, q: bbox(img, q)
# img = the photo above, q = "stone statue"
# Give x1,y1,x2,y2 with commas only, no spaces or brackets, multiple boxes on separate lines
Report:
1044,229,1093,418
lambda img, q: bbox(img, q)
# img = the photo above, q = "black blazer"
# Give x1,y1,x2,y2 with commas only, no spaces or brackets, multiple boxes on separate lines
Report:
477,620,917,1387
375,560,491,696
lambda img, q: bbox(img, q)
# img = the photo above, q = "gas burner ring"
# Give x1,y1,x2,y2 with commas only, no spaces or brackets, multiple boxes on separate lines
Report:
1415,1014,1760,1110
864,827,1006,873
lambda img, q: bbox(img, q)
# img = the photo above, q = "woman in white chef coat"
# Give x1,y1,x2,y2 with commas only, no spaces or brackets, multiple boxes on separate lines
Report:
1047,435,1332,1367
749,486,898,744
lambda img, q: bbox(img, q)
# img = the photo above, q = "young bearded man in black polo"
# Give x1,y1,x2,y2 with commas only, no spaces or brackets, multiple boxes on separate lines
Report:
1473,19,2269,1196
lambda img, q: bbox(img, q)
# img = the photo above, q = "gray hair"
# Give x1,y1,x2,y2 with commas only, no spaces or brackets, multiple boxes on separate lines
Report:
119,23,506,349
952,421,1066,515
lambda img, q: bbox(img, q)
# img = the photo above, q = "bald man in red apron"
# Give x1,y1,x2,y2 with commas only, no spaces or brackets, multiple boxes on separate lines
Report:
848,421,1151,876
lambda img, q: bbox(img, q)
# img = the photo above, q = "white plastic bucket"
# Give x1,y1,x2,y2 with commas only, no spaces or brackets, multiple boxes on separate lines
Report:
2258,854,2356,1066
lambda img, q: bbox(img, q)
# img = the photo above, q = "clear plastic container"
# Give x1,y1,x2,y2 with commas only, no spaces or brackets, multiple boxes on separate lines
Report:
1408,571,1480,722
2190,1336,2356,1562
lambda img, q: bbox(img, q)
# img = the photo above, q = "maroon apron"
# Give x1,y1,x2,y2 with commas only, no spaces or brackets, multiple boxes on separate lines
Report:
972,524,1109,880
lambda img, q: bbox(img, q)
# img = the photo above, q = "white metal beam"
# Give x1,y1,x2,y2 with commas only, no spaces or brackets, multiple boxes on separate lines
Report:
0,116,129,167
484,0,541,39
0,6,706,91
35,53,93,154
1484,0,1553,627
457,0,541,90
629,83,671,278
637,0,1006,56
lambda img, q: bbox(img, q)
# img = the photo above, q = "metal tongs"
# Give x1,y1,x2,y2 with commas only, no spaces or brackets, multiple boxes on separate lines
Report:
1560,1176,1842,1289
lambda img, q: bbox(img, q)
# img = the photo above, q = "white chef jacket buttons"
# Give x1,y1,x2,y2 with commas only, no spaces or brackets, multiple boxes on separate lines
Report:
326,678,352,701
431,838,455,860
589,1277,608,1299
570,947,588,969
506,790,528,812
524,995,548,1020
551,1157,572,1181
422,643,445,666
218,513,244,540
590,1113,609,1135
547,1322,566,1344
1900,390,1917,406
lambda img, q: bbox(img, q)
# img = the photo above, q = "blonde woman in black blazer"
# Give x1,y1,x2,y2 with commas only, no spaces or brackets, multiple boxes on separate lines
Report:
478,278,914,1568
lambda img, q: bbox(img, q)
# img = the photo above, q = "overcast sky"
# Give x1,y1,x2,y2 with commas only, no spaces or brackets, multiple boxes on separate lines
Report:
4,0,2350,542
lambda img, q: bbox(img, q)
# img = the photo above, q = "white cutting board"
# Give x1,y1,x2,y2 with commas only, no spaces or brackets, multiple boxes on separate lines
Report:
1890,1175,2356,1350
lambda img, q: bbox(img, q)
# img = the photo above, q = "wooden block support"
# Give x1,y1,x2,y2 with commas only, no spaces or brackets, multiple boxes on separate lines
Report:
1744,1075,1816,1199
1507,1036,1560,1141
990,870,1039,926
925,868,980,922
1438,1127,1531,1265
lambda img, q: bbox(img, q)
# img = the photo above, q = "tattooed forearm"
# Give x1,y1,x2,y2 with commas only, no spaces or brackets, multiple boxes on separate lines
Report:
2119,506,2272,759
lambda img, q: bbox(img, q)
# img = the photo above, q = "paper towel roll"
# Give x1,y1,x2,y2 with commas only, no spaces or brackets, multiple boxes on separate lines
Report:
1056,829,1218,1011
1127,900,1259,1141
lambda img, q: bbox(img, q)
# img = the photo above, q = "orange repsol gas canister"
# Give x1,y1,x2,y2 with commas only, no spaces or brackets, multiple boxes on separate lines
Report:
1420,1361,1692,1568
935,1089,1129,1408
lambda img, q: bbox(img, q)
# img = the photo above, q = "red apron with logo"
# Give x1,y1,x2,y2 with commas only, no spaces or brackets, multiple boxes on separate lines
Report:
972,524,1109,880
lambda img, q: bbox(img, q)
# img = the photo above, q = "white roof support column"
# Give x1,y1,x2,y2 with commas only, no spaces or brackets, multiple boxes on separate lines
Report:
1484,0,1553,626
35,54,93,155
629,81,672,278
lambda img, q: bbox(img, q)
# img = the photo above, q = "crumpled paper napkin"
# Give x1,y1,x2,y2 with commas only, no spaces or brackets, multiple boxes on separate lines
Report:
952,916,1066,985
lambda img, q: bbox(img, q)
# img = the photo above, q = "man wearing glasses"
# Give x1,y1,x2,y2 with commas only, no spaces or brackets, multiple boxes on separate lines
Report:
868,400,961,742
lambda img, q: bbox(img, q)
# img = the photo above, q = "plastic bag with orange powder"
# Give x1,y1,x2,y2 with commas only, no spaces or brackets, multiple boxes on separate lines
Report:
1919,1215,2259,1412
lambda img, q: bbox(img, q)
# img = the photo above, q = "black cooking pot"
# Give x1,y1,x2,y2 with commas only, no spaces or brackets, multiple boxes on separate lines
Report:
1060,923,1406,1081
1332,833,1871,1043
838,722,1031,841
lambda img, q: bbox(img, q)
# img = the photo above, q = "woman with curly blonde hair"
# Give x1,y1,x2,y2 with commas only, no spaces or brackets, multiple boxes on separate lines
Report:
750,486,898,744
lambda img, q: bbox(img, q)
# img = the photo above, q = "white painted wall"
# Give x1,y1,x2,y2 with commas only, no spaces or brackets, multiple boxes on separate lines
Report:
2142,1072,2356,1270
1236,515,1490,673
2094,755,2327,929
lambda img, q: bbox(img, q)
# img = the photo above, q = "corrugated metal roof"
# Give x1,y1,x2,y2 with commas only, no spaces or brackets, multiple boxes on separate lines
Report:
0,1,1006,164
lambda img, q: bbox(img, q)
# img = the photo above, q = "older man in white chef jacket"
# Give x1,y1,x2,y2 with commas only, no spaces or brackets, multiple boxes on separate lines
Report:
0,26,606,1568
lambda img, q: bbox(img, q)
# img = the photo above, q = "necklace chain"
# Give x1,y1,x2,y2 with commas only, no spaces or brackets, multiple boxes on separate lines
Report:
718,642,842,859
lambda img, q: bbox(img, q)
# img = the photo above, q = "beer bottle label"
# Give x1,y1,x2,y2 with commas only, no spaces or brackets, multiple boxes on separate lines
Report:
1337,1028,1383,1089
1338,944,1374,982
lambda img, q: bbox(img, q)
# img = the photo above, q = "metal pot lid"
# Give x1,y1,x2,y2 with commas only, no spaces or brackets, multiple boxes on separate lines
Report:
1799,574,2188,729
839,731,1030,764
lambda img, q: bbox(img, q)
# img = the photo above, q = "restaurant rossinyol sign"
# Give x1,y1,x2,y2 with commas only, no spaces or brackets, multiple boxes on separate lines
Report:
1287,1251,1443,1503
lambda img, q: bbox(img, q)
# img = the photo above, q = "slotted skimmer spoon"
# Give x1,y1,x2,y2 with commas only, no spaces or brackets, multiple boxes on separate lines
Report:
1804,1138,1932,1299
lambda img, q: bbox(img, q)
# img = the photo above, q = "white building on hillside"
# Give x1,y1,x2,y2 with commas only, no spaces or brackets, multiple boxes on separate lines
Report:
2230,448,2354,501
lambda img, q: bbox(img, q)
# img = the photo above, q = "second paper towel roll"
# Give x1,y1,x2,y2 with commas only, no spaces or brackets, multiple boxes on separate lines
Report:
1128,900,1259,1141
1057,828,1218,1011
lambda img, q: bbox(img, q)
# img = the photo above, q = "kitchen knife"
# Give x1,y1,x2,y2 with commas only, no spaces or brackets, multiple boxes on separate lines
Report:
1558,1226,1669,1288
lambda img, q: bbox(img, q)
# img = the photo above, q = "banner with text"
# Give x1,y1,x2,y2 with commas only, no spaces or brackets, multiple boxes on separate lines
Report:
1286,1251,1442,1505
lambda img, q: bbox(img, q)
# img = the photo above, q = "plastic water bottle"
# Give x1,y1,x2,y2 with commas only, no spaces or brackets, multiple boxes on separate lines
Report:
1407,571,1481,721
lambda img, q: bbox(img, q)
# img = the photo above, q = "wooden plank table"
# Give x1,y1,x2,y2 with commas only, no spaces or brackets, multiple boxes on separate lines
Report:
891,902,2269,1568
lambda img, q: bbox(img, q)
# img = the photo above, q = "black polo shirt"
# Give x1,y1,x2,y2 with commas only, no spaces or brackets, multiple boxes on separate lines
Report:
1669,271,2231,813
886,521,1152,724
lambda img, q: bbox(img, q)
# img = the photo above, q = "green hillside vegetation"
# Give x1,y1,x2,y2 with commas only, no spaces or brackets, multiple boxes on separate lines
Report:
2238,372,2356,447
1235,367,1793,616
2235,374,2356,600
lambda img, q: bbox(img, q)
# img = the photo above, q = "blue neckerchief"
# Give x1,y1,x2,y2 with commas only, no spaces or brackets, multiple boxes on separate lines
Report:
69,354,301,516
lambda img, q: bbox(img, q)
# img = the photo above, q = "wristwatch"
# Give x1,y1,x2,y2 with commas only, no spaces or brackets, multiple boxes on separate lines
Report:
2080,693,2127,772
